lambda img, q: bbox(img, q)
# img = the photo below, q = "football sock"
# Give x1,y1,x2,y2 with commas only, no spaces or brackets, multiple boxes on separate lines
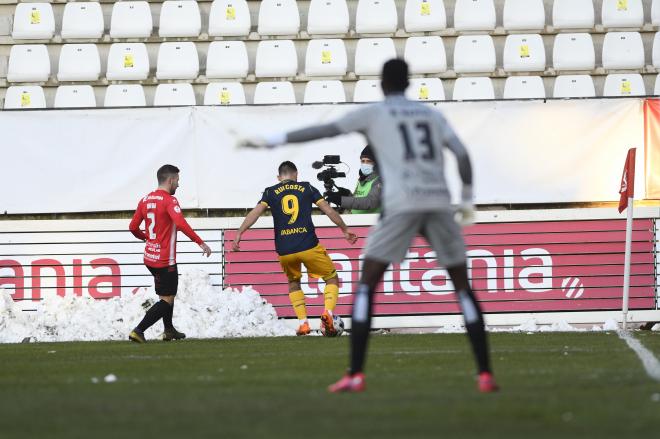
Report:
458,288,491,374
350,284,374,375
323,283,339,313
298,319,308,326
136,300,170,332
288,290,307,321
163,302,174,331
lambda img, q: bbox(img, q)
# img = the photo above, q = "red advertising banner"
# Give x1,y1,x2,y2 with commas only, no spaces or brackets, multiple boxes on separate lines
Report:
644,99,660,199
224,220,657,317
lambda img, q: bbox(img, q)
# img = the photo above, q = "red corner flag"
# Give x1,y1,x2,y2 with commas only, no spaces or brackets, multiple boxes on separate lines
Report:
618,148,636,213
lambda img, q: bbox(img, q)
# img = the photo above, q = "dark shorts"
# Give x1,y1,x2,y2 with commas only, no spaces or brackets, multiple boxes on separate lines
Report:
147,264,178,296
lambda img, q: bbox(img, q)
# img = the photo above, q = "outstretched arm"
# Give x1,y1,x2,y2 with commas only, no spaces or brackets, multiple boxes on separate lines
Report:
167,202,212,257
316,200,358,245
239,106,373,149
232,203,268,251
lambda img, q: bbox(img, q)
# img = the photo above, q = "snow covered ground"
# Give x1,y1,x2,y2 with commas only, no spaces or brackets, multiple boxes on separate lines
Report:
0,271,293,343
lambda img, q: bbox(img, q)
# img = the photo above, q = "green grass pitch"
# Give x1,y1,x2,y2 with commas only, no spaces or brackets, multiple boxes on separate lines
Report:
1,332,659,438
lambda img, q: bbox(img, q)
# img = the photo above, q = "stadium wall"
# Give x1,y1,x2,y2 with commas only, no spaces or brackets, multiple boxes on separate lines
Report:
1,208,658,329
1,98,657,214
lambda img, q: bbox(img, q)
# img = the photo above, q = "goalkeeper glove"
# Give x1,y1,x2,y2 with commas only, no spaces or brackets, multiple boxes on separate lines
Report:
237,132,286,149
456,185,475,226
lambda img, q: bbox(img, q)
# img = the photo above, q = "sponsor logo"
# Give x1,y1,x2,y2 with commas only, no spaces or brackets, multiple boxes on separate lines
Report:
562,277,585,299
0,258,121,300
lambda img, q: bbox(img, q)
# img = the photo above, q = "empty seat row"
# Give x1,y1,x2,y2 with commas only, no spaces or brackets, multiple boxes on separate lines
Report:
11,0,659,42
5,74,657,109
7,32,660,84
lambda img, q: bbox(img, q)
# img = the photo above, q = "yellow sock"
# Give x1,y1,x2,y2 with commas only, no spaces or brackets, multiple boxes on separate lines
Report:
288,290,307,321
323,284,339,313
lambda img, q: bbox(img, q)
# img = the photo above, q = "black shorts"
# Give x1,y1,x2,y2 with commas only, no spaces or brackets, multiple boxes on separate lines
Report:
147,264,178,296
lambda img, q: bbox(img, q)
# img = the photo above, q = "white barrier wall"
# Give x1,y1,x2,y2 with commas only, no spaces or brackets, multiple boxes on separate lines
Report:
1,208,659,330
0,99,647,214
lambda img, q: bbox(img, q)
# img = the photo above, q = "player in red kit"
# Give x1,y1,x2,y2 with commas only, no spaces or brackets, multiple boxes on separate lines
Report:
128,164,212,343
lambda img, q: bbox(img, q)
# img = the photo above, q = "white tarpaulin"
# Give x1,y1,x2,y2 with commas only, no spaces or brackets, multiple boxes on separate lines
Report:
0,99,646,213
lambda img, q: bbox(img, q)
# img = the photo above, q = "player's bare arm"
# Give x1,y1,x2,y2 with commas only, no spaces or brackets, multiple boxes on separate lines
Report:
316,199,358,245
232,203,268,251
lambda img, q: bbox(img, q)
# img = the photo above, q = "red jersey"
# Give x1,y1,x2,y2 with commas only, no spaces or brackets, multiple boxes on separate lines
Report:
129,189,203,268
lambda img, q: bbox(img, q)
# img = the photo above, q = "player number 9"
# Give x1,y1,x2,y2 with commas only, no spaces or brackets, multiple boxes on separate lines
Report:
281,195,299,224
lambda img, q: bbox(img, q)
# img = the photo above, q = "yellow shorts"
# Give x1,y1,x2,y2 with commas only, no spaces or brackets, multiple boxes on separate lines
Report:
278,244,337,282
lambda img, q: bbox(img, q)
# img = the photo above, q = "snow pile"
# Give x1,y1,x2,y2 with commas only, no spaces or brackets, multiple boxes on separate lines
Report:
488,318,621,333
0,271,293,343
434,323,466,334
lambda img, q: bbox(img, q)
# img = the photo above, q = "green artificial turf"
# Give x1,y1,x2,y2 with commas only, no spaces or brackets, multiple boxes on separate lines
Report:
1,332,659,438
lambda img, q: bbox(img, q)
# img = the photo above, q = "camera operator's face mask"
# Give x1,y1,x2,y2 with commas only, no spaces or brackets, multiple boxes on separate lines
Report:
360,163,374,176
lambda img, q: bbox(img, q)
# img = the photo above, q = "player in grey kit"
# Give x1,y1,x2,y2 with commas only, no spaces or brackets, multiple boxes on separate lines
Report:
240,59,498,394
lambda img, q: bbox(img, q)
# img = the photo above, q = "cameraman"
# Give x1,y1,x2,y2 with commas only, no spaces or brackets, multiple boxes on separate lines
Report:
326,146,382,214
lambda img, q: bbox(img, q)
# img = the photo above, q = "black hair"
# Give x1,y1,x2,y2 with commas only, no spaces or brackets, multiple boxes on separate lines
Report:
157,164,180,184
278,161,297,176
381,59,409,93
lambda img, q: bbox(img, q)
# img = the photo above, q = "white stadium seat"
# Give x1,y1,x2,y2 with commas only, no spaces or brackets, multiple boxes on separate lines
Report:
552,0,594,29
503,34,546,72
356,0,397,34
255,40,298,78
654,0,660,26
404,36,447,74
503,0,545,31
602,0,643,29
404,0,447,33
553,33,595,71
603,74,645,96
307,0,349,35
61,2,104,39
303,80,346,103
110,2,152,38
354,38,397,76
258,0,300,36
452,77,495,100
159,1,201,37
405,77,444,101
653,33,660,68
156,42,199,80
454,0,496,31
6,45,50,82
253,81,296,104
104,85,146,107
12,3,55,39
655,74,660,95
602,32,644,70
353,80,384,102
503,76,545,99
204,82,246,105
106,43,149,80
453,35,496,74
208,0,251,37
57,44,101,81
305,39,348,77
206,41,249,79
154,83,196,106
553,75,596,98
4,86,46,109
54,85,96,108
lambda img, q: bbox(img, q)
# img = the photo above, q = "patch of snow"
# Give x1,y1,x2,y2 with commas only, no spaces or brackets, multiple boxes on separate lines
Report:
0,271,293,343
